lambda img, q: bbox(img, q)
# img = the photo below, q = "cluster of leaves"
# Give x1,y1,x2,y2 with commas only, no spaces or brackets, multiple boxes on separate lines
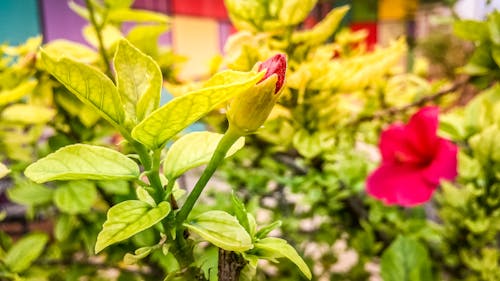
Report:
2,1,312,278
435,84,500,280
434,13,500,278
195,0,483,280
0,1,189,280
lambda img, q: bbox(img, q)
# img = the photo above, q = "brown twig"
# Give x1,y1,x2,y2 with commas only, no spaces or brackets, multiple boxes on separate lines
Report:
351,76,470,126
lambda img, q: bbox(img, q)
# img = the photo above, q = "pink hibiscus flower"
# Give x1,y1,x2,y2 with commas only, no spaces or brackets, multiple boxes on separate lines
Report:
367,106,458,207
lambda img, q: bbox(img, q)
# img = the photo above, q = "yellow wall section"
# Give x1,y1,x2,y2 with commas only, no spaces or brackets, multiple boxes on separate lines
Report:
172,15,220,80
378,0,418,20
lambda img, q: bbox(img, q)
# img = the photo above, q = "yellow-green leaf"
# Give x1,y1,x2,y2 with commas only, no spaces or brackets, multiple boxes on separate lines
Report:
184,210,253,252
292,5,349,45
126,24,169,58
43,39,99,64
1,104,55,124
83,24,123,51
4,233,48,273
114,39,162,122
108,9,169,23
54,181,98,214
253,237,312,279
0,162,10,179
131,70,263,149
0,80,37,106
95,200,170,253
164,131,245,180
25,144,139,183
41,50,125,126
279,0,318,26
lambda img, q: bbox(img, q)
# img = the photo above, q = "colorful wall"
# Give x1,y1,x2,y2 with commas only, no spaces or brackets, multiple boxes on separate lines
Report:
4,0,495,78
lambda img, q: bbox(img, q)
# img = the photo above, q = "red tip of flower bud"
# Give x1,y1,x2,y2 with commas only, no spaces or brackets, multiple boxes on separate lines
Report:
258,54,287,94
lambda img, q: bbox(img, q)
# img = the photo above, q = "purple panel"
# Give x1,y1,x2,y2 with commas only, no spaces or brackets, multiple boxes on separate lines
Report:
41,0,87,43
218,20,234,53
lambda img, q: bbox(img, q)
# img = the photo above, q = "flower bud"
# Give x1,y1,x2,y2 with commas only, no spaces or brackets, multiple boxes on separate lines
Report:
228,54,287,135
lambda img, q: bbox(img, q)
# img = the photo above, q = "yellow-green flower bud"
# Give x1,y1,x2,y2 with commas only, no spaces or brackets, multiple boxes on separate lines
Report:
228,54,287,135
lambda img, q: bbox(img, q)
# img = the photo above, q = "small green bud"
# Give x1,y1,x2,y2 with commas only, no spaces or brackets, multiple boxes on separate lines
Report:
228,54,287,134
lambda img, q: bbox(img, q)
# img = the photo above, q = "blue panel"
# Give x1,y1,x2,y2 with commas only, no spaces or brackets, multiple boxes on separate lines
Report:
0,0,41,45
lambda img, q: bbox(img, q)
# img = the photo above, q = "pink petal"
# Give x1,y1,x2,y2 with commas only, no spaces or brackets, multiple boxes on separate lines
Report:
367,164,436,207
422,139,458,185
379,124,423,164
258,54,287,94
405,106,440,157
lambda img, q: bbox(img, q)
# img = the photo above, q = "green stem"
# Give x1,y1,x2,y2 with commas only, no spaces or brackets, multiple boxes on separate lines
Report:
84,0,113,80
175,128,241,225
127,135,163,204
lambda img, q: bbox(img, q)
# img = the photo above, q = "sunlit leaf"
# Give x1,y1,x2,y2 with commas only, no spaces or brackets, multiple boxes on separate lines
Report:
95,200,170,253
83,25,123,51
163,131,245,180
0,162,10,179
184,210,253,252
7,179,53,206
25,144,140,183
126,24,168,58
453,20,489,42
292,5,349,45
1,104,55,124
43,39,99,64
132,70,263,149
0,80,37,106
41,50,125,127
252,237,312,279
380,236,433,281
108,9,169,23
4,233,48,273
114,39,162,122
54,180,98,214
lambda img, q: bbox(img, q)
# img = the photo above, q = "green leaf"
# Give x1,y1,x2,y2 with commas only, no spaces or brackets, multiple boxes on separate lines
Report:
4,233,48,273
131,70,263,149
108,9,169,23
1,104,55,124
458,151,481,179
231,192,251,235
279,0,318,26
0,80,37,106
462,44,496,75
40,49,125,127
83,24,123,51
97,180,130,195
43,39,99,64
136,186,156,207
492,46,500,68
292,5,349,45
163,131,245,180
7,179,53,206
0,162,10,179
114,39,162,123
55,214,76,241
255,220,282,239
184,210,253,252
488,11,500,45
25,144,140,183
293,129,322,158
105,0,134,9
54,181,98,214
380,236,433,281
124,246,152,265
95,200,170,253
252,237,312,280
453,20,489,42
126,24,168,58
